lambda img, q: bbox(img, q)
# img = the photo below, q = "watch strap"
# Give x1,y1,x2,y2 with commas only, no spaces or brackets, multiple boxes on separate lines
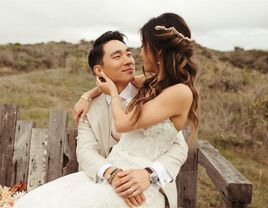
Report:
145,167,159,183
145,167,153,174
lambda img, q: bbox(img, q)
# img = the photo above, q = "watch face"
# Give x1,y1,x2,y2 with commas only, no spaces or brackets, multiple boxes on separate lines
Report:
150,173,159,183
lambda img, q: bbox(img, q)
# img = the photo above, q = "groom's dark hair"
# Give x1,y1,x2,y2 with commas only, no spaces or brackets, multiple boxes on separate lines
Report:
88,31,126,71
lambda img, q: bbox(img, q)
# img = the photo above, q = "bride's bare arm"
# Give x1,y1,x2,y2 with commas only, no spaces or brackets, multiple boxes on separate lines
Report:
112,84,192,132
73,86,101,126
97,72,193,133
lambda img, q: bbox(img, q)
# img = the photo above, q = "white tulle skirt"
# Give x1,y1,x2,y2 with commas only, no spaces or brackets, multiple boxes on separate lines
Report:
14,171,165,208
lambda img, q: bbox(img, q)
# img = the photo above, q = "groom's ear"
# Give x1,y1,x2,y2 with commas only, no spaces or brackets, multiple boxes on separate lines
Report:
93,65,102,76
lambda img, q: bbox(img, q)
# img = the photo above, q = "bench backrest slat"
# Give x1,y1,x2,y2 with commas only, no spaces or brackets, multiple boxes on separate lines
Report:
27,128,48,191
0,104,19,186
46,111,68,182
11,120,34,185
63,128,78,176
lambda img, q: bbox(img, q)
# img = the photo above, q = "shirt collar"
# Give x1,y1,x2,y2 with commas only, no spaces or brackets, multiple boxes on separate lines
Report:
106,82,134,105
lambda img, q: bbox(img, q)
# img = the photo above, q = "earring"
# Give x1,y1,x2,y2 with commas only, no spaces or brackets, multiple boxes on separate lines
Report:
157,61,160,65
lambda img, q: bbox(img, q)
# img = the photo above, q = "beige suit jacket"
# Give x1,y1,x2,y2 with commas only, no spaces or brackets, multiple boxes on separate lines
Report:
76,93,188,208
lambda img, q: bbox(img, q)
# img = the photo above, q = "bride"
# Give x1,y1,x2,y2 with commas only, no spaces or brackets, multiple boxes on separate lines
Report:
14,13,198,208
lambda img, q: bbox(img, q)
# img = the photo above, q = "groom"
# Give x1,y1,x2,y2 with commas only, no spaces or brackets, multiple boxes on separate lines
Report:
75,31,188,208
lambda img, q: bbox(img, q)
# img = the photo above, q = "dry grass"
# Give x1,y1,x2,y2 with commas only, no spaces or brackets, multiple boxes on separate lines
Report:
0,68,94,127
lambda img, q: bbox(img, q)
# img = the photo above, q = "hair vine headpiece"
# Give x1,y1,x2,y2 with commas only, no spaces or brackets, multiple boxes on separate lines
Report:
154,25,192,42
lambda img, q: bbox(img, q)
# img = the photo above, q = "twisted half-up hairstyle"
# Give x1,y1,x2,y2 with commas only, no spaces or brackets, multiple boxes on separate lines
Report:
128,13,199,129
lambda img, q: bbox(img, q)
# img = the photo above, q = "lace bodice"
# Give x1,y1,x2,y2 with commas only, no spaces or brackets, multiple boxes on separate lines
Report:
107,119,179,169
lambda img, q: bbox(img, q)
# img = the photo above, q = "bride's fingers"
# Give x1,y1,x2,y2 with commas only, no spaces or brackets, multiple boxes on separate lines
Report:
96,76,102,86
116,170,129,178
140,193,145,202
114,174,131,188
133,194,144,205
116,181,134,195
123,198,134,208
72,110,77,121
120,185,142,198
80,111,86,121
129,197,139,207
129,187,143,197
100,71,109,79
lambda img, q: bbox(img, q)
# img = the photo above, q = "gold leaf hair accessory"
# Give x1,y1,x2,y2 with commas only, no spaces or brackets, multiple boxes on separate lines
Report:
155,25,192,42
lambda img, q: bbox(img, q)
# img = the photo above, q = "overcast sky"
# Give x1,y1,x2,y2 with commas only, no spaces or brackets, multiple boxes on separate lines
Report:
1,0,267,51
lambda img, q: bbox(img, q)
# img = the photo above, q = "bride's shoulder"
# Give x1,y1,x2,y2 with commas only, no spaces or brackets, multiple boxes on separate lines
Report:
162,84,192,100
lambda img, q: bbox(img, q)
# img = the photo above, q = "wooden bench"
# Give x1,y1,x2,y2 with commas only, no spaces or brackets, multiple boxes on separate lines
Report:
0,104,252,207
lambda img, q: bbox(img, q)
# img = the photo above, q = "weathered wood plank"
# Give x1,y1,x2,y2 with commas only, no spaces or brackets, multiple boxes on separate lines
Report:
11,120,34,185
27,128,48,191
197,140,252,206
177,125,197,208
62,128,78,176
0,104,19,186
46,111,67,182
220,192,250,208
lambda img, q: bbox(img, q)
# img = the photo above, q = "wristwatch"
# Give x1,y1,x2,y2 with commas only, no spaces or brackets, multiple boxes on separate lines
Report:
145,167,159,183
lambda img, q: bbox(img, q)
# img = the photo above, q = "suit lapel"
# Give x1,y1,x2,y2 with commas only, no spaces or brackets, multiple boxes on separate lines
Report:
100,98,113,157
108,100,118,152
96,85,138,156
88,94,111,157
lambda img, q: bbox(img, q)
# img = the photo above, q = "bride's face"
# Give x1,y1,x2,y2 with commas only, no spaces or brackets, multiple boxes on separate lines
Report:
140,44,158,73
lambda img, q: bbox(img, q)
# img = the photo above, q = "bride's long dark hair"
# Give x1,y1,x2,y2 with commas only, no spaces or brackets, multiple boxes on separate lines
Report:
128,13,199,130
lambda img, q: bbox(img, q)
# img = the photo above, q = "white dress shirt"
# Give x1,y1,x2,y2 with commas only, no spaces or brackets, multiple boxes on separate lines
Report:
97,82,172,187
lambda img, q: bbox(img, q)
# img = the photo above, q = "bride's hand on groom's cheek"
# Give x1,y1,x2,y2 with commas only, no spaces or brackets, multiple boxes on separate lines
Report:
96,72,117,95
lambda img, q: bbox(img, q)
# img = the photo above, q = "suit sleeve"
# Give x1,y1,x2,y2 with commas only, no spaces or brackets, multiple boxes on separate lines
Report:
76,117,109,182
155,131,189,180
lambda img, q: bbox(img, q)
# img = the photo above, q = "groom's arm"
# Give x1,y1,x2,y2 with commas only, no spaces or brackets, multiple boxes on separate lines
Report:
76,118,111,182
77,118,145,207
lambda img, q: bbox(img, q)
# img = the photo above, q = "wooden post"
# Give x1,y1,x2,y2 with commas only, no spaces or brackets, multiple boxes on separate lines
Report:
177,124,198,208
46,111,67,182
220,195,250,208
62,128,78,176
0,104,19,186
27,128,49,191
11,120,35,185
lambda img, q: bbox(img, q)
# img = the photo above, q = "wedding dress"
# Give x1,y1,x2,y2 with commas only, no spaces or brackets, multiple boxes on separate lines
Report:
14,119,188,208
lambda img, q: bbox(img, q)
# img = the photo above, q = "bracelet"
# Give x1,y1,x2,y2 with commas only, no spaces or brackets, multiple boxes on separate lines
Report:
107,168,120,182
107,168,122,184
81,95,92,103
109,169,122,184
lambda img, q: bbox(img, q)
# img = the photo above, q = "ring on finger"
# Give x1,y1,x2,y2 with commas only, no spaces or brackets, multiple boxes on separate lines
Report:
128,187,134,194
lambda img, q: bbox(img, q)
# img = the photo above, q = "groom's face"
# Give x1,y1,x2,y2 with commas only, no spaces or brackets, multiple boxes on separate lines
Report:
100,40,135,84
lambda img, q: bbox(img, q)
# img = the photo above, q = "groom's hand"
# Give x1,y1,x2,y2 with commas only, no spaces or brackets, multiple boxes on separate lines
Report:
105,168,146,206
115,169,150,197
111,173,145,207
124,194,145,207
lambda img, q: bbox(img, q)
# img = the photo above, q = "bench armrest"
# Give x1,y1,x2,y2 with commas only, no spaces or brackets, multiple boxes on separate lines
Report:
197,140,252,206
